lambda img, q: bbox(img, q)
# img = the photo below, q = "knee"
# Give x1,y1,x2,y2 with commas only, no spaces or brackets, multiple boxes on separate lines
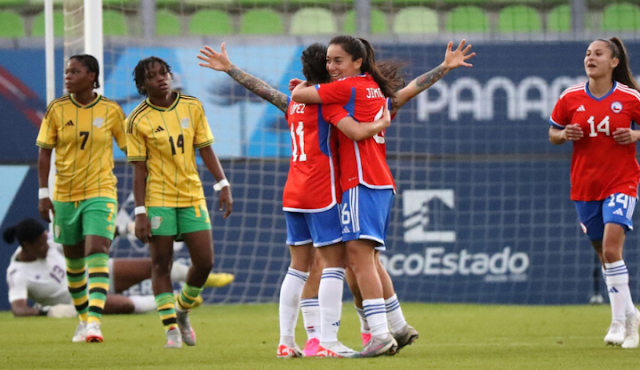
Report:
603,249,621,264
192,258,213,273
152,260,172,276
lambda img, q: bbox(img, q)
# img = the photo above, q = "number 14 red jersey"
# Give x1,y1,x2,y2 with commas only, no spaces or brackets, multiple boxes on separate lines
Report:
550,82,640,201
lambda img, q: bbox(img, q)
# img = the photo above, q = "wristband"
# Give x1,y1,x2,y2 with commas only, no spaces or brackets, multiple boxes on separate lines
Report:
213,179,230,191
38,188,50,200
134,206,146,215
39,305,51,316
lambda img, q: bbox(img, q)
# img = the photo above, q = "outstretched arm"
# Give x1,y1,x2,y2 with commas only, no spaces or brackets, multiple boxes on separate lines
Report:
393,39,475,114
198,43,288,113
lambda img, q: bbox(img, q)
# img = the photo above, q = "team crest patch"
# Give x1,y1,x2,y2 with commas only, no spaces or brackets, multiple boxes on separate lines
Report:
151,216,163,230
93,117,105,128
611,101,623,114
181,118,190,128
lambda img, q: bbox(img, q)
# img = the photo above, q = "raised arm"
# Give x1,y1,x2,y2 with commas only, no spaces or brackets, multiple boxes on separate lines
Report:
392,40,475,114
198,43,288,113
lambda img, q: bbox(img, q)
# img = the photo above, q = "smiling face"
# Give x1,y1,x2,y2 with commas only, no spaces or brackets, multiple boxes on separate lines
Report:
326,43,362,82
584,40,619,80
64,58,95,94
143,61,172,97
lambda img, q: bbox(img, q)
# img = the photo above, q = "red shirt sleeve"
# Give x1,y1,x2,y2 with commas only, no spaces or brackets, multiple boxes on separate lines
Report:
631,95,640,125
550,94,569,128
316,79,353,105
321,104,350,126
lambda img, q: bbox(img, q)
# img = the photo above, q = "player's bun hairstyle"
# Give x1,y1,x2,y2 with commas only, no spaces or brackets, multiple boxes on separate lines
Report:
301,43,329,85
2,218,45,245
133,56,173,96
329,35,405,98
598,37,640,92
69,54,101,89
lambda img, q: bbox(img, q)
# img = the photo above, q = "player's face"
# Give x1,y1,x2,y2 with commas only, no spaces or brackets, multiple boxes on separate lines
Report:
64,59,95,94
326,44,362,82
23,232,48,259
584,41,619,80
143,62,172,97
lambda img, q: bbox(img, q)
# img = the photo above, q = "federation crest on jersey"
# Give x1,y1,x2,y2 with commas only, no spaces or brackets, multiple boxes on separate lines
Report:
611,101,623,114
93,117,104,128
181,118,190,128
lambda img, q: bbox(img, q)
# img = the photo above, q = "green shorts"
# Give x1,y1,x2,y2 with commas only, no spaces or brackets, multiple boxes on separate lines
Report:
52,197,117,245
148,203,211,238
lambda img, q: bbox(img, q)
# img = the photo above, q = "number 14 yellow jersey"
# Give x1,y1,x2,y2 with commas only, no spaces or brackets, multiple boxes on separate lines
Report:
126,94,214,208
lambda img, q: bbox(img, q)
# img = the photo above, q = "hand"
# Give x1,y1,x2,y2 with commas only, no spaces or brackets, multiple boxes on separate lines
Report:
47,304,77,318
563,123,584,141
218,187,233,219
38,198,55,223
135,214,152,244
380,99,391,130
289,78,304,91
613,127,639,145
442,39,475,70
198,43,233,72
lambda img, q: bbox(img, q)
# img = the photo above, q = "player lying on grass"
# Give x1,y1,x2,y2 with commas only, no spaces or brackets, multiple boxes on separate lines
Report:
3,218,233,328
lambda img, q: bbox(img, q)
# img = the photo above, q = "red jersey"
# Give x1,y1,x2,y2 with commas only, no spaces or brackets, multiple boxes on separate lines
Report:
316,73,395,192
282,98,343,212
550,81,640,201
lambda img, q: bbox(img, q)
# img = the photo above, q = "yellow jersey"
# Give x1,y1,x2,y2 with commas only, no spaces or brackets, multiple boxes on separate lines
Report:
36,94,127,202
126,94,214,207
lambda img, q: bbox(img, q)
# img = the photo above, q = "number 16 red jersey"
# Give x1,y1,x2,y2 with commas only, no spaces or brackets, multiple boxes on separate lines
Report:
550,82,640,201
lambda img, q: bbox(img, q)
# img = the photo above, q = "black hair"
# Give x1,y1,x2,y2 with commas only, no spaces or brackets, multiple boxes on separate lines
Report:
596,37,640,92
301,43,330,85
328,35,405,97
132,56,173,96
69,54,100,89
2,218,46,245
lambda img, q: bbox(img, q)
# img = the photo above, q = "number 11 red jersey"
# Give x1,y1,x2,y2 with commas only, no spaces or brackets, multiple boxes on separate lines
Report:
282,98,343,212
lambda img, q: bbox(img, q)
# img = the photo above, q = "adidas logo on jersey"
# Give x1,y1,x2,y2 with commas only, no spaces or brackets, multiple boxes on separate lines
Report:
155,126,165,133
576,105,586,112
65,120,74,126
613,208,624,216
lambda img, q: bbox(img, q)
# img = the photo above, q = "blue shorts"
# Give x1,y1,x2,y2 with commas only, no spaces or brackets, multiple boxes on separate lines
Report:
574,193,637,241
285,205,343,247
340,185,394,251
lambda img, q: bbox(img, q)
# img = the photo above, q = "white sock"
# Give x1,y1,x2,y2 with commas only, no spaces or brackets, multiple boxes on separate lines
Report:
385,294,407,334
319,268,345,344
355,305,371,334
129,295,157,313
279,268,308,346
605,261,632,322
363,298,389,337
301,298,320,340
170,262,189,282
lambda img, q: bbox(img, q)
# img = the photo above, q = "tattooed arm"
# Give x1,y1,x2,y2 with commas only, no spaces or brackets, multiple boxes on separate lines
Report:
226,67,289,113
391,40,475,115
198,43,288,113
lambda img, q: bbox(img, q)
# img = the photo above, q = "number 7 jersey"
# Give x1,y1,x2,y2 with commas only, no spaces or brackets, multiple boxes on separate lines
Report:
550,82,640,201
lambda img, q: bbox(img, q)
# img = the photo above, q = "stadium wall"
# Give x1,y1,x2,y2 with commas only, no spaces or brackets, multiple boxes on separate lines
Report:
1,41,639,310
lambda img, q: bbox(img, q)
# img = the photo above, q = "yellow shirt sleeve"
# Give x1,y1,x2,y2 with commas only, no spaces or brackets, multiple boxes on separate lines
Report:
126,118,147,161
112,106,127,151
36,107,58,149
193,103,214,149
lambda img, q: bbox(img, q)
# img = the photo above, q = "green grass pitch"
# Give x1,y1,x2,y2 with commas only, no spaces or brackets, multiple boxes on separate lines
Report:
0,303,638,369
